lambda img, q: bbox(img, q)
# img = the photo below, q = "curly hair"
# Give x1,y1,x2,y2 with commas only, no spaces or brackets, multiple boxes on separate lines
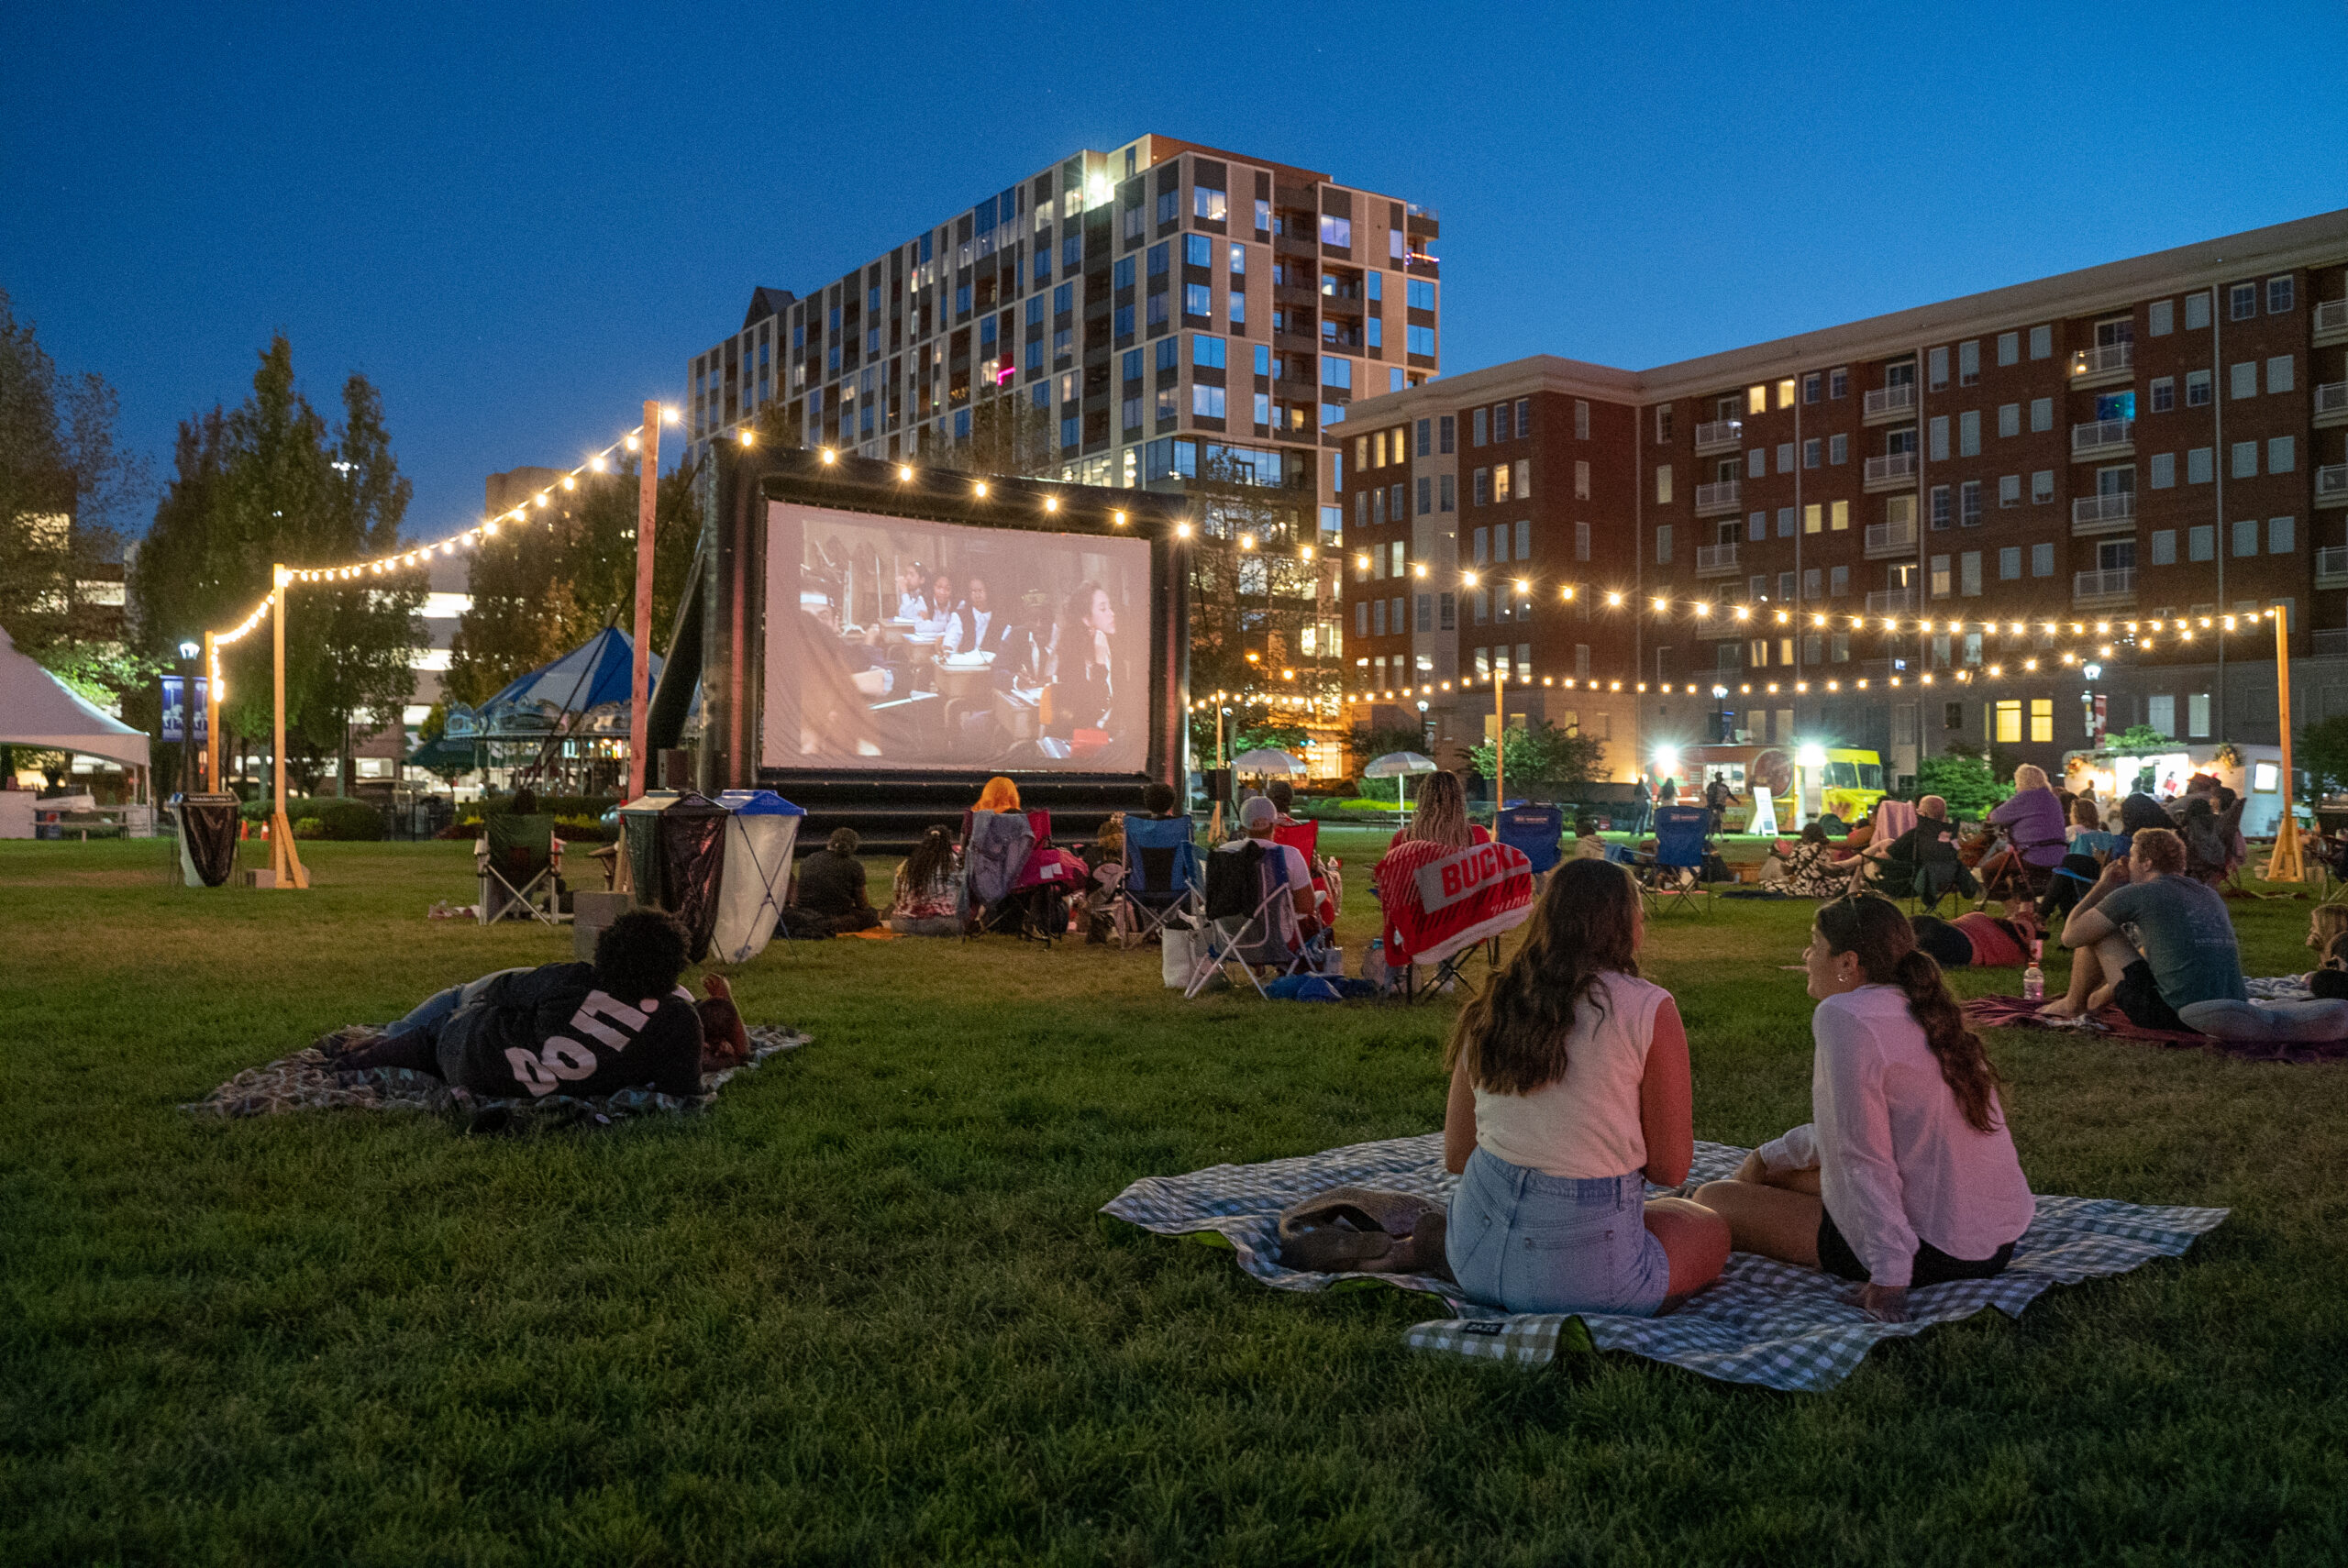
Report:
1816,893,2003,1133
1445,859,1642,1096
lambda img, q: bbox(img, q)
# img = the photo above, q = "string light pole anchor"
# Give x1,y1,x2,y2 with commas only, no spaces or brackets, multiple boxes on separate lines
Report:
627,402,659,799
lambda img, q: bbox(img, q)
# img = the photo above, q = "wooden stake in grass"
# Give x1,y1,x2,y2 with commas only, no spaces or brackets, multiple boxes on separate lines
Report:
267,564,307,890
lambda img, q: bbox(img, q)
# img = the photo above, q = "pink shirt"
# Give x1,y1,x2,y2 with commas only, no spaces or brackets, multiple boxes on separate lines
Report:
1760,985,2035,1286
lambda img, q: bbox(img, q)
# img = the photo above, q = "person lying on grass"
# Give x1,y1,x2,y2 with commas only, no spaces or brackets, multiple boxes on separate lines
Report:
1692,893,2034,1324
2302,905,2348,990
329,910,751,1097
1908,901,2039,968
2040,826,2348,1043
1441,858,1731,1317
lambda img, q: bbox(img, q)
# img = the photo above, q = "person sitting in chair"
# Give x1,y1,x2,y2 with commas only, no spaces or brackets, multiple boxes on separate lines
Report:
1860,795,1976,904
2041,826,2348,1043
1574,817,1608,861
1219,795,1318,943
1265,778,1301,824
327,910,740,1094
790,827,880,934
1139,781,1180,819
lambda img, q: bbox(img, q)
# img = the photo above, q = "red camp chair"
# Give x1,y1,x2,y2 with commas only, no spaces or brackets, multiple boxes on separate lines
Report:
1373,838,1534,1000
1270,818,1341,931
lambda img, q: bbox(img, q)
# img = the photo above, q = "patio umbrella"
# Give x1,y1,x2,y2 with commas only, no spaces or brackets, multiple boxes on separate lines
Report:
1362,750,1438,820
1231,747,1304,776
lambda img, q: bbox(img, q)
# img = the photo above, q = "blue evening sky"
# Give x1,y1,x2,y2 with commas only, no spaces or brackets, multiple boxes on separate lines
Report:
6,2,2344,541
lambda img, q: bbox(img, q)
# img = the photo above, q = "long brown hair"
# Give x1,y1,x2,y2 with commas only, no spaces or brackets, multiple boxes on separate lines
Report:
1402,768,1475,851
1445,859,1641,1095
1816,894,2004,1133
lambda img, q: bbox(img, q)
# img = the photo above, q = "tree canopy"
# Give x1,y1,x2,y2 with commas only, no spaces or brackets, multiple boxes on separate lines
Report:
1466,719,1606,788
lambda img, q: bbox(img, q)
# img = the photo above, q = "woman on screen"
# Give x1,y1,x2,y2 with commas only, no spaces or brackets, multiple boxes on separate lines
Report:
1046,580,1118,737
895,562,931,622
914,571,958,636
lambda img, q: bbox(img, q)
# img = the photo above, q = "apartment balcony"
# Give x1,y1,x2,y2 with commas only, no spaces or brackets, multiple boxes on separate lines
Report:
1865,587,1915,615
1863,384,1916,425
1864,518,1918,558
2072,492,2137,535
2317,547,2348,591
1695,542,1741,577
2318,462,2348,510
2067,342,2135,389
1693,417,1744,454
2317,380,2348,428
2073,567,2137,608
1863,451,1918,491
2072,418,2135,459
2315,298,2348,347
1693,479,1742,516
2316,627,2348,658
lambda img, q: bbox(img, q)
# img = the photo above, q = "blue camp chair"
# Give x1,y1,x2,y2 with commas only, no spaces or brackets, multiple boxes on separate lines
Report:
1496,803,1566,879
1114,814,1202,949
1642,804,1715,917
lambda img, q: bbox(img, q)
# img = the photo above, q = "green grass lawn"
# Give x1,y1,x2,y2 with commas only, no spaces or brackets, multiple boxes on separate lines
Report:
6,829,2348,1563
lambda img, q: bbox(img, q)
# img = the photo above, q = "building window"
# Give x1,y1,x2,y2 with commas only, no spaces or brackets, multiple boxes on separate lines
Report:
1439,415,1455,454
1655,405,1673,443
1960,480,1982,526
2233,518,2258,557
2271,436,2297,473
1473,407,1489,446
1930,484,1951,529
1439,593,1456,630
2030,698,2054,744
2186,370,2211,407
1829,367,1850,399
2189,525,2214,561
1997,331,2019,367
2187,447,2213,484
1575,399,1589,439
1931,553,1952,598
1999,474,2021,508
1927,346,1950,390
2032,541,2054,576
1994,700,2022,745
1574,459,1589,499
2270,275,2296,314
2230,282,2257,321
2270,515,2296,554
2185,291,2210,330
2232,442,2259,480
1656,524,1674,565
1576,520,1591,561
1803,437,1822,469
1957,339,1980,386
1656,465,1673,504
2150,378,2174,414
1999,545,2021,580
1960,550,1982,596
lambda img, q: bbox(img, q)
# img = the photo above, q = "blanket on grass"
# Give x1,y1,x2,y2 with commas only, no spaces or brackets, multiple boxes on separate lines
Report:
1102,1132,2227,1393
1965,995,2348,1065
181,1024,808,1126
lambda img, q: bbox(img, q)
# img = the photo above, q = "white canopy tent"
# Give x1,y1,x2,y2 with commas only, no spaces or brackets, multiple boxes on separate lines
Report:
0,624,151,773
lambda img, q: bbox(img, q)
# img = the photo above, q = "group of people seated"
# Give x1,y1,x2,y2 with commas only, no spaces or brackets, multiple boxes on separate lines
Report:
1442,859,2032,1322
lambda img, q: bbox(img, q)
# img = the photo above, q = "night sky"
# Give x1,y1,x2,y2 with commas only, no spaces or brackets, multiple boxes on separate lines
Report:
6,2,2345,545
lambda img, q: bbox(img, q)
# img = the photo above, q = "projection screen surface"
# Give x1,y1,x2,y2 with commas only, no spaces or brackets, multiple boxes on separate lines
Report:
762,501,1154,773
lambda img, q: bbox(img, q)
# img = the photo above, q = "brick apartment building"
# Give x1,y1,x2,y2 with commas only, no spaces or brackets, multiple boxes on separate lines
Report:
1341,208,2348,787
683,134,1441,770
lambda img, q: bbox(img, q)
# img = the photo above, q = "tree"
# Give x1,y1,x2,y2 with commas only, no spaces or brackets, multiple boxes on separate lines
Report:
935,391,1058,479
445,456,700,707
2108,722,2173,750
1915,750,2010,817
1466,718,1606,789
0,288,150,665
2298,715,2348,798
128,337,421,790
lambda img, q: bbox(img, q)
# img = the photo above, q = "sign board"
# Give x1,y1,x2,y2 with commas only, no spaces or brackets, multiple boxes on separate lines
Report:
161,676,208,745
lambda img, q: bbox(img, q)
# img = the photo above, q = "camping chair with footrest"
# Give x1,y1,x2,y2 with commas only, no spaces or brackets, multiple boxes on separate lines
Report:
477,812,566,925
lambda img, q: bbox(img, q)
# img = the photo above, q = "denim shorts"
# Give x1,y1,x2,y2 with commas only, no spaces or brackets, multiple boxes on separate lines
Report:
1445,1146,1671,1317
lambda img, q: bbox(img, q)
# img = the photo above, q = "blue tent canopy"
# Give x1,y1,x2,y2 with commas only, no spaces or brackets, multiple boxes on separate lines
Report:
477,627,660,734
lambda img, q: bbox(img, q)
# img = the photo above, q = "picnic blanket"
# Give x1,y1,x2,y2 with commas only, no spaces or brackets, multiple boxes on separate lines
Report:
1102,1132,2227,1393
1965,994,2348,1065
182,1024,808,1127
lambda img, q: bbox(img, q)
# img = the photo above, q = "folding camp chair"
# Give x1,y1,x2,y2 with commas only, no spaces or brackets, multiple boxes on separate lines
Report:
1495,803,1566,884
476,812,566,925
1601,841,1655,914
1374,838,1535,999
1114,814,1203,948
960,807,1036,941
1270,817,1342,931
1185,841,1318,999
1640,805,1715,917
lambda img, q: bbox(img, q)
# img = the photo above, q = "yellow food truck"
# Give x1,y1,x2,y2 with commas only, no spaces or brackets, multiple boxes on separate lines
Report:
1654,744,1888,832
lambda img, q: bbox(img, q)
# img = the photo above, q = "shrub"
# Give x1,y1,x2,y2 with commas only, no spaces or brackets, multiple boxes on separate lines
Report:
554,815,616,843
305,798,386,841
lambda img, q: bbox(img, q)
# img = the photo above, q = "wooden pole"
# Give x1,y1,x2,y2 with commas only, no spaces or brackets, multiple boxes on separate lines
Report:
1493,668,1506,821
627,402,659,799
2269,603,2304,882
202,632,219,792
266,566,306,889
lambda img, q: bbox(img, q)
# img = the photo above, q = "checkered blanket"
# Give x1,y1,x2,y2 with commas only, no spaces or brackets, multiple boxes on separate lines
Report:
1102,1133,2228,1393
181,1025,808,1128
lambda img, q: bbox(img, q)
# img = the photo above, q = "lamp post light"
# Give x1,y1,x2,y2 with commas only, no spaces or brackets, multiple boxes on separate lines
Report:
174,639,201,795
1711,684,1730,744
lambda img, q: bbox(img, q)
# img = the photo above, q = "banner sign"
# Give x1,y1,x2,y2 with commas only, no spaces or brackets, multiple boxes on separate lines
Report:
161,676,208,745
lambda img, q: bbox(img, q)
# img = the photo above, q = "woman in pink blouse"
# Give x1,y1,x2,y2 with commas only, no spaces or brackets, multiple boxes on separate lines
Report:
1692,893,2034,1321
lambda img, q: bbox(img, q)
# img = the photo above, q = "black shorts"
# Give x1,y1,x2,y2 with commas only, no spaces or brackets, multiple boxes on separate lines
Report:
2112,958,2187,1032
1817,1209,2015,1288
1909,915,1975,968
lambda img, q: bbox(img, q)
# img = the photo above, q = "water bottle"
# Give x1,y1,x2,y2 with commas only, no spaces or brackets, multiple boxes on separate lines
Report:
2021,939,2044,1003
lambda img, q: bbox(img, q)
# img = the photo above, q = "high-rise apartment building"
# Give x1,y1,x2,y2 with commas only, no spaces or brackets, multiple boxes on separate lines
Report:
686,135,1441,764
1342,208,2348,785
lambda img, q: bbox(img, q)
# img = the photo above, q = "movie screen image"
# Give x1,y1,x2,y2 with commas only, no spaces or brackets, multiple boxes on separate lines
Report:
761,501,1153,774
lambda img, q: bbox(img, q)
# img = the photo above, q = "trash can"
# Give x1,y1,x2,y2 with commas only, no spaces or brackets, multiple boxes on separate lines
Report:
616,790,730,963
170,792,242,887
711,790,805,965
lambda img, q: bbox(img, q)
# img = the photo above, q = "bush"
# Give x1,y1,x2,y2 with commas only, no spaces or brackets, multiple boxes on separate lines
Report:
305,798,386,841
475,794,620,821
554,815,616,843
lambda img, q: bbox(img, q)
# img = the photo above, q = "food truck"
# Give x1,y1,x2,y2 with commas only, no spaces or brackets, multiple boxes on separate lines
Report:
2060,742,2290,838
1652,744,1887,833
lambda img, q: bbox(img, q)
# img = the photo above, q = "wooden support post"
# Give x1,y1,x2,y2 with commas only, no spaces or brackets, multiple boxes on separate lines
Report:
627,402,659,800
1493,668,1506,820
2268,604,2304,883
202,631,219,792
267,565,307,889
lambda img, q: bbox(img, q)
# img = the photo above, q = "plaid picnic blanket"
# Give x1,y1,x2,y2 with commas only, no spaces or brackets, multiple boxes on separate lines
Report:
1965,994,2348,1065
181,1024,809,1127
1102,1132,2228,1393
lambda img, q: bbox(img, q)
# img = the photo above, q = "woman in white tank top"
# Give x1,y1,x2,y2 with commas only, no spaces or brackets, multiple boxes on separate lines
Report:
1442,859,1731,1317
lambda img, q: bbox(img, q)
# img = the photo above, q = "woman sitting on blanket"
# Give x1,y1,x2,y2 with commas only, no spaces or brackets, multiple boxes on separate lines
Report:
1692,893,2034,1323
1441,859,1731,1317
1777,822,1844,898
887,825,968,936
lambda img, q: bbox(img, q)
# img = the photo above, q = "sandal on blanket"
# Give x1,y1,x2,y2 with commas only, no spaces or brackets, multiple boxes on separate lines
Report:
1276,1186,1455,1281
313,1026,387,1064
